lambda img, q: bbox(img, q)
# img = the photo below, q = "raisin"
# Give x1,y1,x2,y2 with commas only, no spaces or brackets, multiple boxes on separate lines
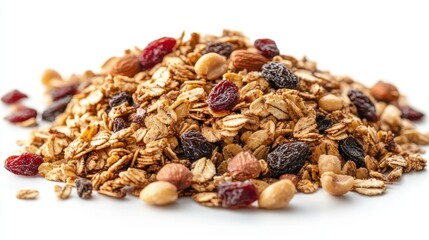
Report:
51,85,77,101
254,38,280,58
131,108,146,124
217,180,259,208
4,106,37,123
42,95,73,122
203,42,234,58
140,37,176,70
113,118,129,132
4,153,43,176
316,115,333,134
347,89,378,122
261,62,299,89
207,80,240,112
1,89,28,104
180,130,212,161
400,105,424,121
109,92,133,108
75,178,93,199
267,142,309,177
338,136,365,168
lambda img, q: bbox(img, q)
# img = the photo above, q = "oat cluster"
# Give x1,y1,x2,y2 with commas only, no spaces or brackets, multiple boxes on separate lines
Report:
17,30,428,209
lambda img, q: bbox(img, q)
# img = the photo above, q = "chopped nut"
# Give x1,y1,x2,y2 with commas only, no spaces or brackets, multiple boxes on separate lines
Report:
318,154,341,175
16,189,39,199
259,179,296,209
320,172,354,196
139,181,178,206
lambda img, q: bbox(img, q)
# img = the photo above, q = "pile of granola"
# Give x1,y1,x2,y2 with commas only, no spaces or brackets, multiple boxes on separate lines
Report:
5,30,428,209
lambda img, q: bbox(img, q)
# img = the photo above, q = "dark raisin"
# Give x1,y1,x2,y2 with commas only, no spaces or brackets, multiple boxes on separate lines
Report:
180,130,212,161
267,142,309,177
261,62,299,89
316,115,333,134
207,80,240,112
4,153,43,176
254,38,280,58
217,180,259,208
131,108,146,124
139,37,176,70
203,42,234,58
51,85,77,101
113,118,128,132
347,89,378,122
4,106,37,123
1,89,28,104
42,95,73,122
75,178,93,199
109,92,133,108
338,136,365,168
400,105,424,121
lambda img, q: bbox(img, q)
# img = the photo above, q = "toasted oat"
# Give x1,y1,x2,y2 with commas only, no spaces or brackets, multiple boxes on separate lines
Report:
16,189,39,200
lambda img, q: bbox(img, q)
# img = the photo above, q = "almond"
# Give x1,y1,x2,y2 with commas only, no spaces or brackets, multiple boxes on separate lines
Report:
156,163,193,190
230,50,269,71
370,81,400,102
227,151,261,181
110,54,142,77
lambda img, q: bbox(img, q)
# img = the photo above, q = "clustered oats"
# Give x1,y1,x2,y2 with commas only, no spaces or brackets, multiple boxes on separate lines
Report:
7,30,428,209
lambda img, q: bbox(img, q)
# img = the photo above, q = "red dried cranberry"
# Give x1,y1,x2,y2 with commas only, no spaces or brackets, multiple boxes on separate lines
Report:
51,85,77,101
1,89,28,104
4,106,37,123
4,153,44,176
207,80,240,112
42,95,73,122
218,180,259,208
254,38,280,58
401,106,425,121
139,37,176,70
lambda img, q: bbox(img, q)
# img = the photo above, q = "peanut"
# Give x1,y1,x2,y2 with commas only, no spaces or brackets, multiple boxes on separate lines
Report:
318,94,343,112
139,181,178,206
194,52,227,80
318,154,341,175
320,172,354,196
258,179,296,209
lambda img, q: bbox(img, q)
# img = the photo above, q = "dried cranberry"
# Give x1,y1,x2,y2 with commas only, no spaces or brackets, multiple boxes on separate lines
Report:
316,115,333,134
4,106,37,123
42,95,73,122
140,37,176,70
400,106,425,121
218,180,259,208
180,130,212,161
113,118,129,132
267,142,309,177
4,153,43,176
1,89,28,104
207,80,240,112
347,89,378,122
254,38,280,58
262,62,299,89
109,92,133,108
338,136,365,168
203,42,234,58
51,85,77,101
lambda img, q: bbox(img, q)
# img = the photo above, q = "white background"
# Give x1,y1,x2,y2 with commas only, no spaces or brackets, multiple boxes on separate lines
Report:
1,0,428,239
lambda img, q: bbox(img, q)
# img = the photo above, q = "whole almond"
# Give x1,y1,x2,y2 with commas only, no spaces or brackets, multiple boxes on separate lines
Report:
156,163,193,190
370,81,399,102
227,151,261,181
110,54,142,77
230,50,269,71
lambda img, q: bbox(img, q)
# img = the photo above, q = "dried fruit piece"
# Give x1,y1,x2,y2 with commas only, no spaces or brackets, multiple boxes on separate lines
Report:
267,142,310,177
1,89,28,104
254,38,280,58
338,136,365,168
316,116,333,134
51,85,77,101
400,105,424,121
347,89,378,122
180,130,212,161
262,62,299,89
4,106,37,124
207,80,239,112
4,153,43,176
140,37,176,69
109,92,133,108
113,117,129,132
75,178,93,199
217,180,258,208
203,42,234,58
42,95,73,122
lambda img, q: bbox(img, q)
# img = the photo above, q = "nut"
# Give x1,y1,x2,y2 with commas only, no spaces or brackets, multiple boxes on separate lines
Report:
318,154,341,175
318,94,343,112
227,151,261,181
109,54,142,77
54,184,73,199
258,179,296,209
16,189,39,199
41,69,63,89
230,50,269,71
156,163,193,190
370,81,399,102
279,174,299,186
380,105,401,127
194,52,227,80
139,181,178,206
320,172,354,196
